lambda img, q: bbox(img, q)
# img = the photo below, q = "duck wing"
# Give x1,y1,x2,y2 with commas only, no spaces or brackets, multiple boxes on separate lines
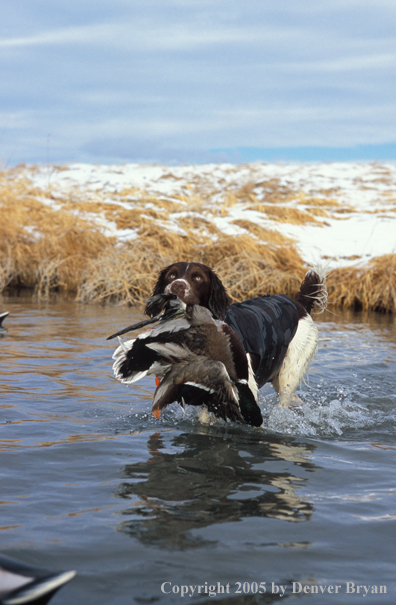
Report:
112,333,194,384
112,337,170,384
152,360,245,424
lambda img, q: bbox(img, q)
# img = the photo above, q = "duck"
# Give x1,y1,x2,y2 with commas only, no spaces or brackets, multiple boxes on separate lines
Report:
0,554,76,604
0,312,9,328
107,294,262,427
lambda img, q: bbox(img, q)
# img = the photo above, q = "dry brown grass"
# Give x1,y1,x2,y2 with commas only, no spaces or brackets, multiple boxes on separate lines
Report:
209,237,305,301
177,216,221,235
1,164,396,312
247,202,322,225
236,179,295,204
297,193,341,208
328,254,396,312
0,167,111,297
74,232,306,304
231,220,296,246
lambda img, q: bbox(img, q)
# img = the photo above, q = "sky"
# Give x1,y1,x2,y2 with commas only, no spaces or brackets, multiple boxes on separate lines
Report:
1,0,396,166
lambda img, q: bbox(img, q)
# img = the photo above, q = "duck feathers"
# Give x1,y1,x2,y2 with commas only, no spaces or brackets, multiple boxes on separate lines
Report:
112,335,173,385
151,359,245,424
110,294,262,426
0,554,75,605
0,311,9,328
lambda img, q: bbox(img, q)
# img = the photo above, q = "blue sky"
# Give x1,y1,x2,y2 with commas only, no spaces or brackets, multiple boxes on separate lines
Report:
1,0,396,165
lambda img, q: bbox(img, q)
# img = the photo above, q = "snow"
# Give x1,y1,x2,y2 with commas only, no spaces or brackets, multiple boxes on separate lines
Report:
30,161,396,269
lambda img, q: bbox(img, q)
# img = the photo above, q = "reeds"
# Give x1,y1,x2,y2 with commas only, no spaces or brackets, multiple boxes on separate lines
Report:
1,164,395,312
0,167,110,297
74,233,305,304
328,255,396,312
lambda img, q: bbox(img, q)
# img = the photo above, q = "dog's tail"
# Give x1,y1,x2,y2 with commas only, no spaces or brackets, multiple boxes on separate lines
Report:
296,266,328,314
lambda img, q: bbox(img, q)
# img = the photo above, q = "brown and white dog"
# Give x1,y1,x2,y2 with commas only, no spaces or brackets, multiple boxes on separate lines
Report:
146,262,328,407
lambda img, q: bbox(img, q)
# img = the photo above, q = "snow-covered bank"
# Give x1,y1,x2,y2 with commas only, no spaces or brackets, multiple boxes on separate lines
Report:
1,161,395,311
31,161,396,269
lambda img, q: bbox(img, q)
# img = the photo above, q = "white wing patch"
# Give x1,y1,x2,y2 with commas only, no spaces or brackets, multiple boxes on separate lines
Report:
112,334,171,384
112,336,136,360
184,381,214,393
246,355,259,402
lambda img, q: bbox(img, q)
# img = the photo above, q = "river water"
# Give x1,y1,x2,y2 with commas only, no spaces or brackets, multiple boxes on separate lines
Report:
1,293,395,604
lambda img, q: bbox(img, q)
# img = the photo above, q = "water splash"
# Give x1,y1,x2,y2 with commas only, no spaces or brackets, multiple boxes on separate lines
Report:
260,386,395,437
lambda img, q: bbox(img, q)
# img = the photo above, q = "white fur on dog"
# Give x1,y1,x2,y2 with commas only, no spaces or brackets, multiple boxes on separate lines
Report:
272,315,319,407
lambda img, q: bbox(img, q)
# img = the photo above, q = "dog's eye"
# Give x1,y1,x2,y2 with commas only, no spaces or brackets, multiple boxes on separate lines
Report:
169,273,177,280
193,275,202,282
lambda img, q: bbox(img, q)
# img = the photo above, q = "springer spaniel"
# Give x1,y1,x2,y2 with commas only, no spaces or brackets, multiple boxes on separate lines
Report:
146,262,327,407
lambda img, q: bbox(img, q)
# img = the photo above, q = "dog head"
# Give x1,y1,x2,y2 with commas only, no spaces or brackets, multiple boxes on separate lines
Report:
147,262,231,320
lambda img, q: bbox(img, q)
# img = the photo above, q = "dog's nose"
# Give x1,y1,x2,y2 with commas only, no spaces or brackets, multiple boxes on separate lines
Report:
170,281,186,296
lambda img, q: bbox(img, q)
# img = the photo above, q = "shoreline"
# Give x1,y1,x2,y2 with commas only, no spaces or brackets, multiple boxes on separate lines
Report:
1,161,395,312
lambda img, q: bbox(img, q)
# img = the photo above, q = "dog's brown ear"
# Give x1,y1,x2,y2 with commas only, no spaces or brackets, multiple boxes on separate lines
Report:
208,271,232,320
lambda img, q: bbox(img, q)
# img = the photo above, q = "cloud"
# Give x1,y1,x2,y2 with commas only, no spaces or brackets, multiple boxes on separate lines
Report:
0,21,310,54
0,25,110,48
1,0,396,164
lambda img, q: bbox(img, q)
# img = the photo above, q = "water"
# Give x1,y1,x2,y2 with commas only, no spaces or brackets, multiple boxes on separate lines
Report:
1,293,396,604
